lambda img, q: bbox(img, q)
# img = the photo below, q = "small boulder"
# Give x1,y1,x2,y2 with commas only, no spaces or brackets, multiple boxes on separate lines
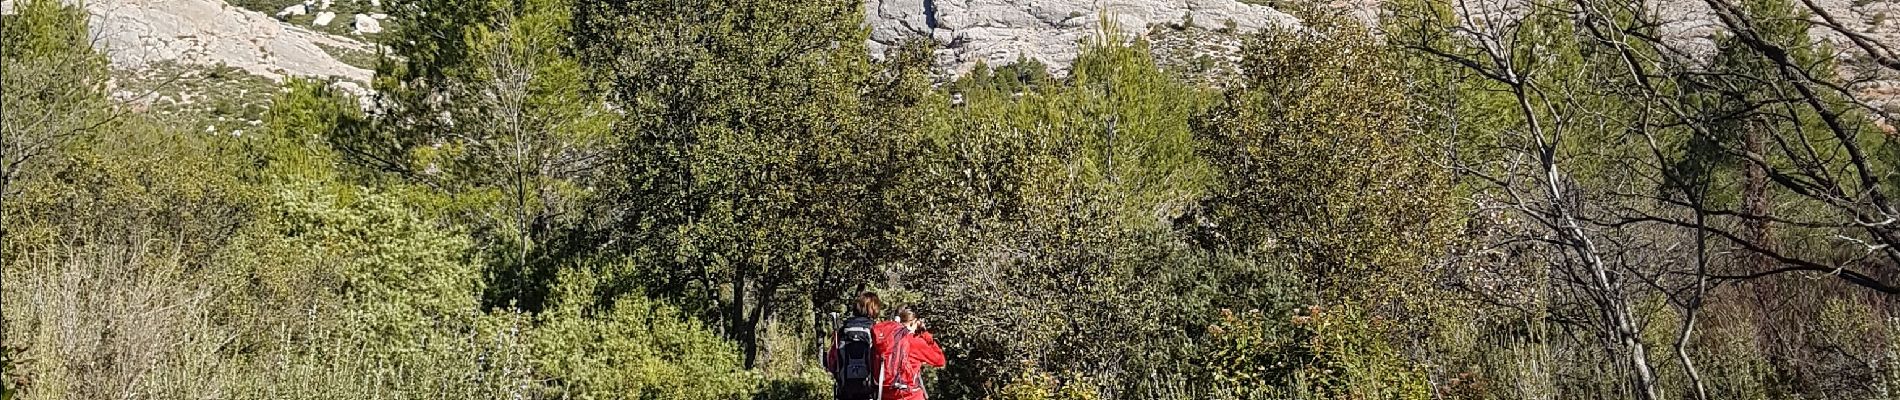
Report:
352,14,382,35
313,11,336,26
276,3,307,17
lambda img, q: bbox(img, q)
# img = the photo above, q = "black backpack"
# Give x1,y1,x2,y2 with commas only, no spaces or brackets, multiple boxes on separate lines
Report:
833,316,879,400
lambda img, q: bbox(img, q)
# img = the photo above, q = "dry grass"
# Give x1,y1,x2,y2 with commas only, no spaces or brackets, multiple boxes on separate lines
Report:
2,233,539,400
6,238,229,399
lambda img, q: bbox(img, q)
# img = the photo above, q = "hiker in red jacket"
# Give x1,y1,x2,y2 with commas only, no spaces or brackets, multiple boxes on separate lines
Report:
881,308,946,400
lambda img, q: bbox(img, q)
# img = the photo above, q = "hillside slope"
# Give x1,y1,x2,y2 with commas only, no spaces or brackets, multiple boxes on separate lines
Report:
2,0,372,84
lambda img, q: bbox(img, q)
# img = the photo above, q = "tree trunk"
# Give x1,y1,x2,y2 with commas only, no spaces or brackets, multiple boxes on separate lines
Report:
746,283,774,370
731,272,749,364
1513,82,1660,400
1742,125,1773,272
1676,209,1711,400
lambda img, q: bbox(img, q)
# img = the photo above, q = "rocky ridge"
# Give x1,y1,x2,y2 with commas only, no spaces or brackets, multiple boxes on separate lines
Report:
866,0,1301,74
7,0,1900,104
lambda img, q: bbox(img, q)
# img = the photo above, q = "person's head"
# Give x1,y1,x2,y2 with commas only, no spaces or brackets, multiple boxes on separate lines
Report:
897,307,927,331
896,307,917,323
852,292,882,318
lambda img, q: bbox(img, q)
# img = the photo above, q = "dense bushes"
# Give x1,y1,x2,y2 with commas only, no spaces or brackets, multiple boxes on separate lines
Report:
1200,307,1431,400
11,0,1900,398
531,266,758,399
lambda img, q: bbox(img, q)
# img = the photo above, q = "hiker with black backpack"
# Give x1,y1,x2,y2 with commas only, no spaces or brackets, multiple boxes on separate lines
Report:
824,292,905,400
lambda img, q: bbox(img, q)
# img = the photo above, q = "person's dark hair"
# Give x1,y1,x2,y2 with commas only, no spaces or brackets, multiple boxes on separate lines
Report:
853,292,882,318
896,307,917,323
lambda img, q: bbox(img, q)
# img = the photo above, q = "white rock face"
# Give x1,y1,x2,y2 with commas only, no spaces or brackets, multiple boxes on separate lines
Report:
352,13,381,35
312,11,335,26
2,0,373,86
865,0,1299,74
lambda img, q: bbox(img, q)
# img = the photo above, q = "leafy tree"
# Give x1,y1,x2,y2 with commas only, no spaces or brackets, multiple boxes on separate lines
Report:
248,79,374,182
1195,12,1456,305
899,37,1224,397
1183,12,1453,399
359,0,617,311
576,0,905,368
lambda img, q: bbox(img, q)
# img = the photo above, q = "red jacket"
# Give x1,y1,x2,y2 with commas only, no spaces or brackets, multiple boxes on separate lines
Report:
880,328,946,400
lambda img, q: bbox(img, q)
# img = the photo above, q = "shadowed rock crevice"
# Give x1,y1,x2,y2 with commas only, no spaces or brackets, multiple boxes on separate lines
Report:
924,0,938,29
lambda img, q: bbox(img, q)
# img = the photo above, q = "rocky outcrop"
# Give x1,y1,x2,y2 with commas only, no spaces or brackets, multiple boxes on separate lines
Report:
1449,0,1900,112
8,0,1893,100
3,0,373,85
866,0,1299,74
1792,0,1900,113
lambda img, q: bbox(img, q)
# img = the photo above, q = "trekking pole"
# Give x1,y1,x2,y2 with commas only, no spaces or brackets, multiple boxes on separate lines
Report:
874,360,885,400
818,311,839,369
815,311,825,369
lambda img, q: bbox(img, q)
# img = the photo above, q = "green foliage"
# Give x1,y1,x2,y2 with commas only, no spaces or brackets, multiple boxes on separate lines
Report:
955,57,1056,95
213,185,526,399
5,119,251,264
754,368,832,400
900,37,1229,397
577,0,907,368
2,114,252,400
376,0,499,94
995,371,1107,400
221,181,481,331
252,78,374,183
1201,307,1432,400
532,270,757,400
1,0,112,200
1194,15,1457,303
18,0,1900,398
0,0,99,61
378,0,617,311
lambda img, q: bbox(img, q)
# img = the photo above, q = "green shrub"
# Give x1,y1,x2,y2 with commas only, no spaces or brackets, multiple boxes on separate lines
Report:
2,112,249,400
995,371,1106,400
211,178,525,399
529,267,759,400
755,368,831,400
1201,307,1432,400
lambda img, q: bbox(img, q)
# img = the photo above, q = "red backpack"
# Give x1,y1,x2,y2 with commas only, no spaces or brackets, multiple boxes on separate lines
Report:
879,328,922,394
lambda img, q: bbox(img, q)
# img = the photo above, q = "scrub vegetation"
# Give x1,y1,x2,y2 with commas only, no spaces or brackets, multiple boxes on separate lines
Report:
8,0,1900,398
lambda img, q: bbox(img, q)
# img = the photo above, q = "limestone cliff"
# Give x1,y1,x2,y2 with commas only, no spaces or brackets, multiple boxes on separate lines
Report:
865,0,1299,74
3,0,372,84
